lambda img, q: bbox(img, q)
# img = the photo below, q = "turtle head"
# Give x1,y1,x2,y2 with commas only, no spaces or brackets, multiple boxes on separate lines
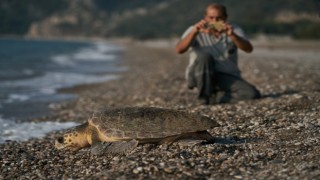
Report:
55,123,90,151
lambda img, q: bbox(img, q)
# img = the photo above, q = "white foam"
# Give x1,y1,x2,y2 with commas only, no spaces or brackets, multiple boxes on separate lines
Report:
51,42,120,66
22,69,34,76
10,72,118,88
5,94,30,103
72,49,116,61
1,72,119,103
39,88,56,95
95,41,124,52
0,117,79,143
51,55,76,66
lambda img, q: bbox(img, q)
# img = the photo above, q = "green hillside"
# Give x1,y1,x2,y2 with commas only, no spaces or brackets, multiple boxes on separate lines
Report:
0,0,319,39
110,0,320,39
0,0,68,35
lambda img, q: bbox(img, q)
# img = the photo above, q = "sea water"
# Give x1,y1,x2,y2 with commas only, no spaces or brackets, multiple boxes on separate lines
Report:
0,38,125,143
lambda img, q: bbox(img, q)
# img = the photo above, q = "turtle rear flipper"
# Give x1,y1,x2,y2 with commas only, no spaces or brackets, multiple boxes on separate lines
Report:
159,131,215,145
91,139,138,155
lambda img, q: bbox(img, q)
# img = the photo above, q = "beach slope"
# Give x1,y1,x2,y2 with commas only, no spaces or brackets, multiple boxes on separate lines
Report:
1,39,320,179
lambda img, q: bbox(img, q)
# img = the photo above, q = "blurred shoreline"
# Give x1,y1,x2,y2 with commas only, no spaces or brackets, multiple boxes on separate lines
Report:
56,35,320,97
1,35,319,120
2,33,320,46
0,38,123,143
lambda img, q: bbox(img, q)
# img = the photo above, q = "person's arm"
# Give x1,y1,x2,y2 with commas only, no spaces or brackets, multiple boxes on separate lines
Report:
175,20,209,54
225,24,253,53
175,28,198,54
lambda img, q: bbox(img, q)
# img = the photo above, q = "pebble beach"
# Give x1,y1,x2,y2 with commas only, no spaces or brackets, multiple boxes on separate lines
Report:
1,38,320,179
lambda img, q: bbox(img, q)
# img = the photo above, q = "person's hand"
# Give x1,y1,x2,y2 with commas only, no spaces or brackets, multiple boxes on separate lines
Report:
193,20,210,34
223,22,234,36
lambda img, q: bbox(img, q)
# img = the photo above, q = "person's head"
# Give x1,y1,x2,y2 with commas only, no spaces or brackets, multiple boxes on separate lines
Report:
204,3,228,23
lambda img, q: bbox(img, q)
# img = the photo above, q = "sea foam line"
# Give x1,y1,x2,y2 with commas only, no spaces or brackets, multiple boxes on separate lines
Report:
0,117,79,144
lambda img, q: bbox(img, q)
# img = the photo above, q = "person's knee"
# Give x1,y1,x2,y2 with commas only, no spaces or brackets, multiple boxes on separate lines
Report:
197,52,214,68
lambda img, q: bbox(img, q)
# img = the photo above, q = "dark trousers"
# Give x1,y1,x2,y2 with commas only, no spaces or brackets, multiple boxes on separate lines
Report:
187,52,260,104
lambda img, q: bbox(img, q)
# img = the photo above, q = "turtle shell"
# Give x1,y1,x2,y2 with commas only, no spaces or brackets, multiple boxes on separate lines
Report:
88,107,220,140
208,21,225,31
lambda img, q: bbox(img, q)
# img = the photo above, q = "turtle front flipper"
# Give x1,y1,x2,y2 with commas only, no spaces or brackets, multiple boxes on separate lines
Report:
91,142,110,155
91,139,138,155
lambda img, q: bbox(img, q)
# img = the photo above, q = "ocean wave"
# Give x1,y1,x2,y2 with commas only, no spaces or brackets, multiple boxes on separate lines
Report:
51,42,121,67
0,116,79,143
5,94,30,103
0,39,124,127
0,72,118,103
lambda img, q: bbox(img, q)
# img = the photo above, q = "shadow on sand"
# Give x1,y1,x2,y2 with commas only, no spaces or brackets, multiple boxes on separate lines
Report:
260,90,300,99
200,136,263,145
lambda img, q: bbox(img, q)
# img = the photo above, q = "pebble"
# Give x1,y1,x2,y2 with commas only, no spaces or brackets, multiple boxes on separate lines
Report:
1,41,320,179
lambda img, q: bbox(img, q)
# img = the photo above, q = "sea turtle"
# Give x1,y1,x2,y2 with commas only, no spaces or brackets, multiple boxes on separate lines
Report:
55,107,220,155
207,21,225,32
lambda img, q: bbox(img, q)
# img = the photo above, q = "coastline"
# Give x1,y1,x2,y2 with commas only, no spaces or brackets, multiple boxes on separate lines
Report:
1,38,320,179
0,38,124,143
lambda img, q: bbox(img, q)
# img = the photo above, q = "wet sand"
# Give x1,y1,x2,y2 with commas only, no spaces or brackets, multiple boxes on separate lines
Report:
1,38,320,179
